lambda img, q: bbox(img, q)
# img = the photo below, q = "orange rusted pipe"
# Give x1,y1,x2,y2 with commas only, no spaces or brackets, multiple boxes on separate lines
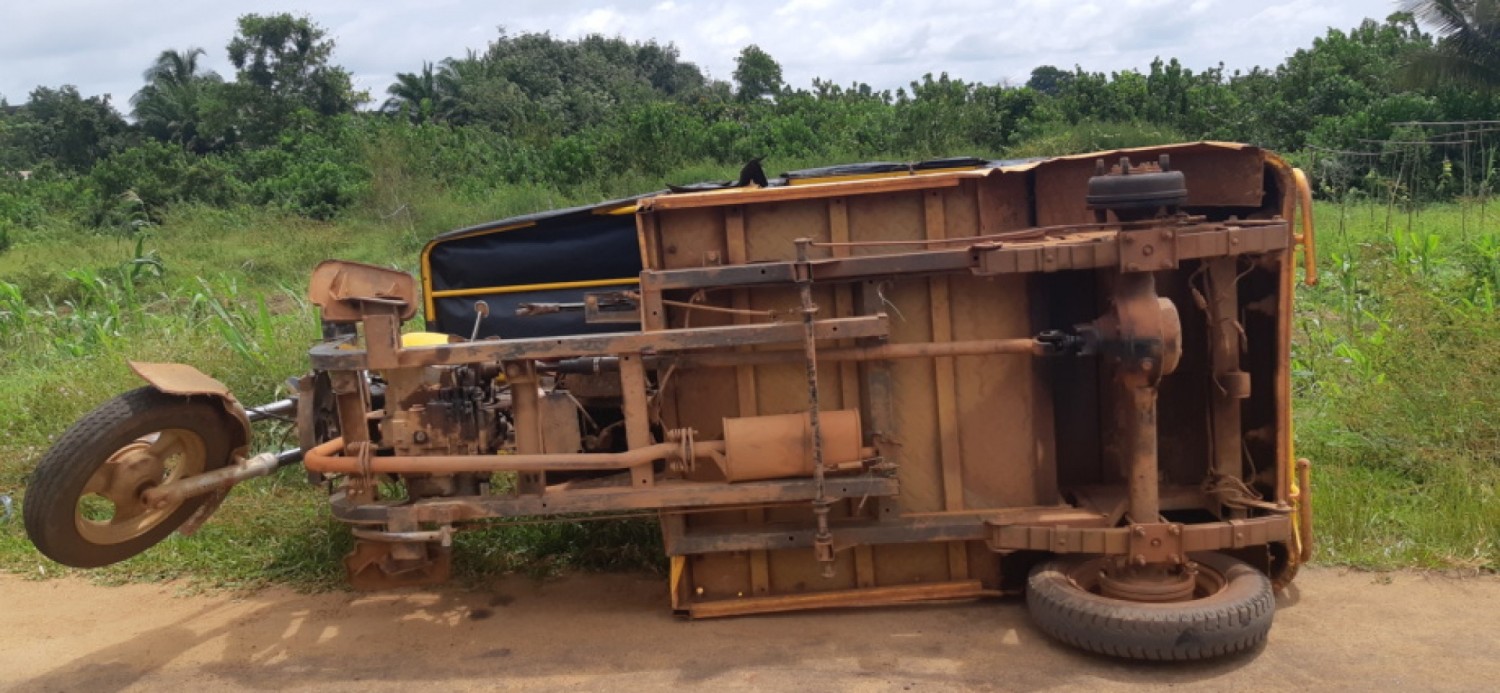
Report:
676,338,1042,369
1296,458,1314,562
1293,168,1318,287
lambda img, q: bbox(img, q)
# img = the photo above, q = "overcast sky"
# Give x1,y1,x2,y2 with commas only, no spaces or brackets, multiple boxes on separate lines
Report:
1,1,1394,108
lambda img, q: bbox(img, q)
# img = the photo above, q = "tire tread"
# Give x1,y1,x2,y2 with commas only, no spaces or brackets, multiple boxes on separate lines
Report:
1025,552,1274,661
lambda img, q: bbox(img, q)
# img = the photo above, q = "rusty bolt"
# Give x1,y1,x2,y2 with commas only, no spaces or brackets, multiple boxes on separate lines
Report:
1142,244,1155,257
1126,263,1141,272
413,431,429,444
1132,554,1148,567
1150,538,1162,547
1140,358,1155,372
1169,525,1181,536
1132,526,1147,537
1160,230,1173,241
1122,234,1135,244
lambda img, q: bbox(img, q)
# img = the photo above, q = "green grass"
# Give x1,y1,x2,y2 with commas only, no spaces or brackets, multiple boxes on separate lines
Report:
0,182,1495,589
0,183,674,588
1293,201,1499,572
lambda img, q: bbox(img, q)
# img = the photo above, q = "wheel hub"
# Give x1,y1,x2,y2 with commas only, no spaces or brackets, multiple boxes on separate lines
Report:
1099,563,1197,603
75,430,207,545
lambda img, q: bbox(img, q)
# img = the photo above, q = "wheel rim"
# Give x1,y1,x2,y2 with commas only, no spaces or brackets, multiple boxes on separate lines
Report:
74,429,207,545
1064,557,1229,603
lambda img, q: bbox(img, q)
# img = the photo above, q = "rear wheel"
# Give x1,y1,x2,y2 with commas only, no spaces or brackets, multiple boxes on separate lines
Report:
1026,551,1274,660
24,387,232,568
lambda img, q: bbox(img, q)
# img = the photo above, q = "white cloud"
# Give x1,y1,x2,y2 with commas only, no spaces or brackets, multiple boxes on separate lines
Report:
0,0,1386,106
570,8,628,35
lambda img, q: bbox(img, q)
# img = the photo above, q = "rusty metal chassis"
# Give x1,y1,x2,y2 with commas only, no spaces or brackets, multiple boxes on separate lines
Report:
311,216,1292,564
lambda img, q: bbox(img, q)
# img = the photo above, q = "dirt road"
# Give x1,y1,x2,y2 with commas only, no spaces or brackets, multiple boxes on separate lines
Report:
1,567,1495,692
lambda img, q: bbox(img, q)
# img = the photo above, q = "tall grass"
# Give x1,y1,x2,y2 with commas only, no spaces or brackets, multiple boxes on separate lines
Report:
1294,202,1499,571
0,181,675,587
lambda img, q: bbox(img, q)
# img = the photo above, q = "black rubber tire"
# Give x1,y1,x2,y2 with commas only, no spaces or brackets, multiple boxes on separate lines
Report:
1026,552,1274,661
24,387,232,568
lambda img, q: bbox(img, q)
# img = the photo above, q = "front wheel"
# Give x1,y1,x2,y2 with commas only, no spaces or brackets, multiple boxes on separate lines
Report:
1026,551,1274,660
24,387,233,568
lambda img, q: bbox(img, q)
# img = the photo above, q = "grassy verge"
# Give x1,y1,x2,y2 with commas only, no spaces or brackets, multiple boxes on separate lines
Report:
0,188,1495,589
1293,202,1498,571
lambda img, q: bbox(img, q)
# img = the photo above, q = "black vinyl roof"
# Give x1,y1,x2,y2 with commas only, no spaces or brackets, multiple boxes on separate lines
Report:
426,191,661,244
427,156,1049,245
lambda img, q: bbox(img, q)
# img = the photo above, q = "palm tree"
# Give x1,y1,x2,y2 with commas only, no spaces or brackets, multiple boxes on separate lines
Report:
131,48,221,149
1402,1,1500,89
383,61,451,123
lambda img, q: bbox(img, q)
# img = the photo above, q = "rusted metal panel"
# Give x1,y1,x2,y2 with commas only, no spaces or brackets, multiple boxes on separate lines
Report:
949,276,1048,509
666,516,991,556
873,542,952,585
539,392,583,455
129,361,234,397
307,259,419,323
653,206,727,270
1032,146,1266,227
688,580,987,618
642,171,977,211
924,192,965,514
745,198,831,262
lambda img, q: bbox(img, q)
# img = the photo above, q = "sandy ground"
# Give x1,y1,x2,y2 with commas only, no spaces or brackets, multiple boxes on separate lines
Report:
0,567,1496,692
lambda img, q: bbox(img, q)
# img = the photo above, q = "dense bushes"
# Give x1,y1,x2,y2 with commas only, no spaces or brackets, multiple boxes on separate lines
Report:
1,12,1498,243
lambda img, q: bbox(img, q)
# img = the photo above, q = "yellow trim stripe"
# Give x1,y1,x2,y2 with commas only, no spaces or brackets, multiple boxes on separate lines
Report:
787,165,984,186
421,246,436,320
430,277,640,299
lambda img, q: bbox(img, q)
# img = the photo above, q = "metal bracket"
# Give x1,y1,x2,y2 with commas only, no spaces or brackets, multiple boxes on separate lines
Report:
1118,228,1178,273
1128,522,1185,566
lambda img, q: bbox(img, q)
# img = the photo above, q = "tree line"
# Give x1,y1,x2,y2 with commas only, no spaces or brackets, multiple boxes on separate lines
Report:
1,5,1497,243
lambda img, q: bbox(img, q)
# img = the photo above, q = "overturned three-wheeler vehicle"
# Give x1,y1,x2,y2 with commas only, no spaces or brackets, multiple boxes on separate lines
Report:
25,142,1317,660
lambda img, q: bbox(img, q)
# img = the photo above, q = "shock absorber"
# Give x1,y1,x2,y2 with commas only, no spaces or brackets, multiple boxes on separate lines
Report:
795,238,836,578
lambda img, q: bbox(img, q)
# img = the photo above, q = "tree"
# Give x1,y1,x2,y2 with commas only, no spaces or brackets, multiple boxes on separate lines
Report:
1401,1,1500,90
1026,65,1071,96
131,48,223,151
733,45,784,101
1,86,130,171
382,61,452,123
225,13,362,144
